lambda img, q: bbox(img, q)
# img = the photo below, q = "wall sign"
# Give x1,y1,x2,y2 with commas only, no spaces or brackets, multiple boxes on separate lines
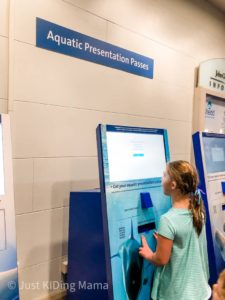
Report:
198,58,225,94
36,18,154,79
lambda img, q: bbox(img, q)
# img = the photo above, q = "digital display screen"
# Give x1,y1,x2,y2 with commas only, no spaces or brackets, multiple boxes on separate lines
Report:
211,147,225,162
0,124,4,195
203,135,225,173
106,131,166,182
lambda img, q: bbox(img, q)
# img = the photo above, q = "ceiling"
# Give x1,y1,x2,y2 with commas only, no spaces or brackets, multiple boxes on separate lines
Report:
208,0,225,13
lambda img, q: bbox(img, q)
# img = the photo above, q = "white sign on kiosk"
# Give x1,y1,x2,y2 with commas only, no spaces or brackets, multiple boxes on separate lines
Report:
193,59,225,135
198,58,225,94
0,114,19,299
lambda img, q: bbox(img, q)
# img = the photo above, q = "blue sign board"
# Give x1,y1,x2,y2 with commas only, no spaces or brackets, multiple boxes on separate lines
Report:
36,18,154,79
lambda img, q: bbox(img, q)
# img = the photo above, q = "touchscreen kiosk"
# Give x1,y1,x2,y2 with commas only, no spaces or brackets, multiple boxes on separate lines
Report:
97,125,170,300
193,132,225,283
67,124,171,300
0,114,19,299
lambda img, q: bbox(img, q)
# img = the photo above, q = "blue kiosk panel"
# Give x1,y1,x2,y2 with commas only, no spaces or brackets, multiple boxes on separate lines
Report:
193,132,225,284
97,124,171,300
67,191,108,299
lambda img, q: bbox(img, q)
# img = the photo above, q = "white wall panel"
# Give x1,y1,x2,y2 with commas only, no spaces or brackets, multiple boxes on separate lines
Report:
0,37,8,100
13,159,33,214
194,36,225,62
170,153,190,162
0,99,8,113
12,101,191,159
14,0,107,44
62,206,69,257
18,257,62,300
16,208,64,268
14,42,193,122
0,0,8,37
64,0,225,58
33,157,99,211
1,99,7,113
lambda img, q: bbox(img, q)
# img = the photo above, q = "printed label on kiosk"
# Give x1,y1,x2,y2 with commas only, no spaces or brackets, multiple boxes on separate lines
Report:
97,125,171,300
0,114,19,299
193,132,225,283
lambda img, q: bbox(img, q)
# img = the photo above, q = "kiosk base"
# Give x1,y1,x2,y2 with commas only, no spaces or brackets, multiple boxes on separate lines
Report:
67,191,109,300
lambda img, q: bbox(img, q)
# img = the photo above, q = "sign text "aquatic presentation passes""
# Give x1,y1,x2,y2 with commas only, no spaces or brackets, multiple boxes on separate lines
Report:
36,18,154,79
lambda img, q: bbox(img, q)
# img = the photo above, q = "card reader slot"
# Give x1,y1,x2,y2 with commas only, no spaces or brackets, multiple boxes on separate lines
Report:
138,222,155,233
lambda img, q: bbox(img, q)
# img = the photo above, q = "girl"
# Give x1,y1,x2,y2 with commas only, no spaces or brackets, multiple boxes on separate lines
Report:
139,160,211,300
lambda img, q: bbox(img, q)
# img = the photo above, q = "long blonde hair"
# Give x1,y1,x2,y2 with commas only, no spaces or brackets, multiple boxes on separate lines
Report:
167,160,205,236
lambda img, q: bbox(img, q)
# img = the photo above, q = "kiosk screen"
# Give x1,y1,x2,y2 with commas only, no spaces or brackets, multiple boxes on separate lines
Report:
106,131,166,182
203,135,225,173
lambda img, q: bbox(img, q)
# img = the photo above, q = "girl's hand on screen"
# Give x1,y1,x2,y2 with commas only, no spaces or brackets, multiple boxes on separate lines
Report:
139,235,153,260
153,231,158,241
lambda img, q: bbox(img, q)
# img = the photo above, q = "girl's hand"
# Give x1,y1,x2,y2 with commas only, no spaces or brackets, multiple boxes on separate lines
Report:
153,231,158,241
139,235,153,260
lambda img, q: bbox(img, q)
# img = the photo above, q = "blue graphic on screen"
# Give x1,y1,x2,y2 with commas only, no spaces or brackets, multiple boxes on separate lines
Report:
203,135,225,173
98,125,171,300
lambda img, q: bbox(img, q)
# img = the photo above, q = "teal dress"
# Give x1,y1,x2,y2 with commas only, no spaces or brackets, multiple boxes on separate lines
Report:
151,208,211,300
